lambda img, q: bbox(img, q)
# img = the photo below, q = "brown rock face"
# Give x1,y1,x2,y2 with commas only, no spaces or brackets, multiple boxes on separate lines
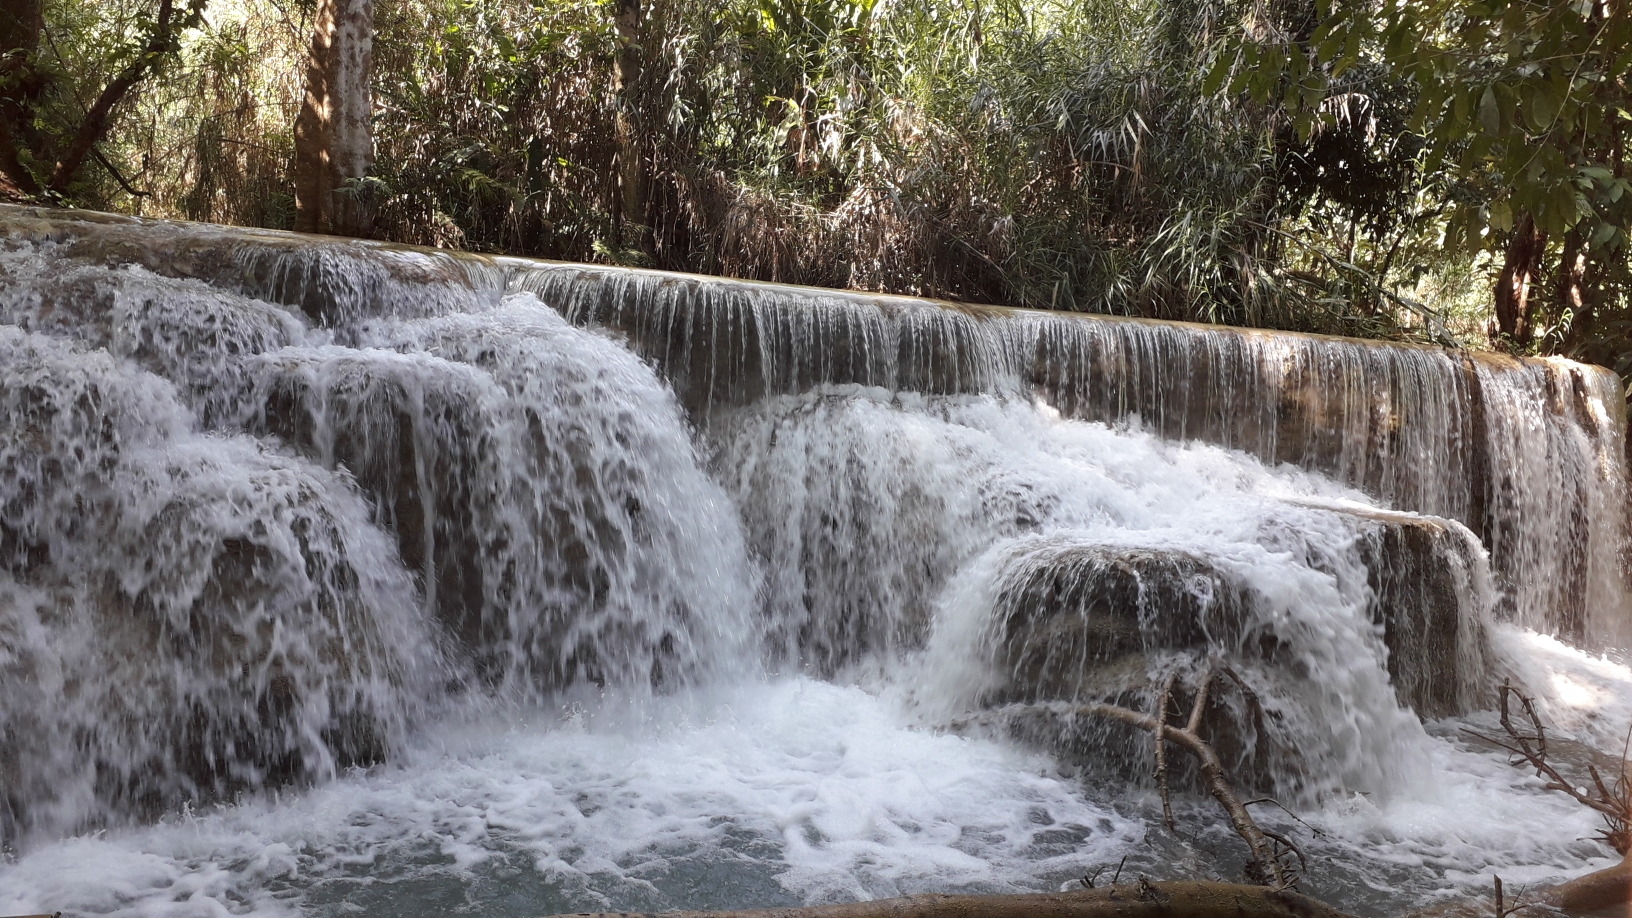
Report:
1345,507,1490,719
975,509,1488,793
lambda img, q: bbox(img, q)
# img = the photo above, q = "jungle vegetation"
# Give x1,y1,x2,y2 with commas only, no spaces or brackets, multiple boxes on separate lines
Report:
0,0,1628,372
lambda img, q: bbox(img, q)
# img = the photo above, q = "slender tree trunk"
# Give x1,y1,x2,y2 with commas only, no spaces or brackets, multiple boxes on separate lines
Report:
294,0,375,236
0,0,44,195
1493,212,1547,347
610,0,646,253
1555,227,1587,329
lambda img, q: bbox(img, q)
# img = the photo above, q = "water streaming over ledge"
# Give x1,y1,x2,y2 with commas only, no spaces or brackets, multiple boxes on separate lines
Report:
1,205,1629,916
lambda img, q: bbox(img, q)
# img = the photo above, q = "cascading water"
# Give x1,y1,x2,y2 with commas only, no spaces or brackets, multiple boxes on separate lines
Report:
515,263,1629,645
0,205,1628,918
0,326,440,845
247,302,760,692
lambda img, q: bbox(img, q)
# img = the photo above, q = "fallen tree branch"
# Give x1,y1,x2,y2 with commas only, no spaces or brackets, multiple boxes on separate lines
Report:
1464,681,1632,854
908,680,1631,918
1244,798,1325,840
540,880,1358,918
1153,671,1177,833
958,665,1298,889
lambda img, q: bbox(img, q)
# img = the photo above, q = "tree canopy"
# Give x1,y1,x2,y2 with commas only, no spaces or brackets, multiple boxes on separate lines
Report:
4,0,1630,370
1222,0,1631,363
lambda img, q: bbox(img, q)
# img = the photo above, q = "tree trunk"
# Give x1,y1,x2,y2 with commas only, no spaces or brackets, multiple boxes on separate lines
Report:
4,0,200,199
0,0,44,195
610,0,646,254
1553,226,1588,334
294,0,375,237
1493,212,1547,348
541,883,1359,918
47,0,195,195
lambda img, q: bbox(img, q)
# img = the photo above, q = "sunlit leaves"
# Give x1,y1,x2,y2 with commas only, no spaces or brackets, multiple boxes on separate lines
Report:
1218,0,1630,324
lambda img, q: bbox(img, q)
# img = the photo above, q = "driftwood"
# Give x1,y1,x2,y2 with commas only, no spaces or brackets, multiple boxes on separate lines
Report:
541,881,1356,918
960,664,1300,889
1465,681,1632,856
534,865,1632,918
1541,853,1632,914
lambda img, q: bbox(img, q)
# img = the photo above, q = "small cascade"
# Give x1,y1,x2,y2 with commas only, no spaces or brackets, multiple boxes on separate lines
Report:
246,300,759,693
0,205,1628,916
708,391,987,673
512,263,1629,646
0,327,439,844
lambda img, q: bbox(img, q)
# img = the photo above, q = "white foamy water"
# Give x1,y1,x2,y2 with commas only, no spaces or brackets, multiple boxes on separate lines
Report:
0,680,1141,917
3,652,1628,918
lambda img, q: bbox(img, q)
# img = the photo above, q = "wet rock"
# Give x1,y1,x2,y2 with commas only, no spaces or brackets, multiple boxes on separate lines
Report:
972,543,1294,792
974,518,1489,796
1339,506,1491,719
985,510,1489,725
0,329,433,843
0,460,428,842
1,202,501,326
987,546,1255,706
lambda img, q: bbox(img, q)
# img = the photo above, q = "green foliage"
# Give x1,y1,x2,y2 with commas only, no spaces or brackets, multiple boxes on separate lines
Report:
36,0,1599,348
355,0,1357,330
1221,0,1632,364
3,0,210,199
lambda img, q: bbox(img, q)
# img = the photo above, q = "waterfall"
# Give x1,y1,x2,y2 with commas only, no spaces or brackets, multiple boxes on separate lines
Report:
1,204,1628,916
0,326,439,844
0,220,758,840
514,263,1628,646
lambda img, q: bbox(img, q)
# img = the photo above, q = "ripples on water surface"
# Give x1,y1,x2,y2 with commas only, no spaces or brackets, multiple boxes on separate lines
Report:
4,632,1629,918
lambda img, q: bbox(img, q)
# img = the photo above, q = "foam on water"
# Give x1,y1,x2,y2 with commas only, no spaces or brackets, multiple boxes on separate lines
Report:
1290,624,1632,912
1489,625,1632,751
0,680,1144,917
3,652,1629,918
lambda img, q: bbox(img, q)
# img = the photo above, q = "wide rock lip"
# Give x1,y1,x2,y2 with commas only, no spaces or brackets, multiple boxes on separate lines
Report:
0,202,1607,376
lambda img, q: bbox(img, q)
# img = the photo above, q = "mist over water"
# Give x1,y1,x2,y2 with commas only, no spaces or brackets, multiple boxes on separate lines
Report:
1,212,1630,917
